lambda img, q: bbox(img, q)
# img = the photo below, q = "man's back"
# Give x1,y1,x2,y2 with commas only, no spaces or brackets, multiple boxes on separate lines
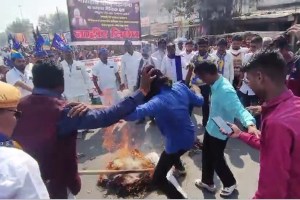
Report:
141,82,203,153
257,90,300,198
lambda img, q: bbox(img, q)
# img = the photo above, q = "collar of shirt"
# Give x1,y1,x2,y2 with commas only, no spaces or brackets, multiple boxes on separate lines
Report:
211,75,223,91
0,133,10,142
0,133,14,148
262,90,294,112
32,88,62,99
13,67,24,76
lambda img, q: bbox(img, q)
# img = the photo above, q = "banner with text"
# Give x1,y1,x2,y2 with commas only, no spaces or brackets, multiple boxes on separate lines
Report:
67,0,141,45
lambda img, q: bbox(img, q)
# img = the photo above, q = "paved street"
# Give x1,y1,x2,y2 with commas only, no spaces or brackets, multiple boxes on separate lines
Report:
76,109,260,199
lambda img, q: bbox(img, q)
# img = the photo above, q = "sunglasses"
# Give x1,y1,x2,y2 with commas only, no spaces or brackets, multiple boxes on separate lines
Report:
5,109,22,119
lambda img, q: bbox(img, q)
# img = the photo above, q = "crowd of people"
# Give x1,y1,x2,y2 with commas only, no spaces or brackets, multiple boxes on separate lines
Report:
0,24,300,199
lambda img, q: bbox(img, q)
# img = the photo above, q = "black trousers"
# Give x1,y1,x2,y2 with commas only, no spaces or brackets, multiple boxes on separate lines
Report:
200,84,211,127
202,132,236,187
152,150,187,199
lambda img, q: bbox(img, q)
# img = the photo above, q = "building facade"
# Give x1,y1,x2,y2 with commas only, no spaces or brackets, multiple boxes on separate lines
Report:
233,0,300,32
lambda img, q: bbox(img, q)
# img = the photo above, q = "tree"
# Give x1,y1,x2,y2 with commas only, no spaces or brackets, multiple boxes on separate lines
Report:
38,11,70,34
162,0,198,18
6,18,33,34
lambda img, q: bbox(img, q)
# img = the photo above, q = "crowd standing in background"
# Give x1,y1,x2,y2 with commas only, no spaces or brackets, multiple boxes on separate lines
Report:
1,24,300,199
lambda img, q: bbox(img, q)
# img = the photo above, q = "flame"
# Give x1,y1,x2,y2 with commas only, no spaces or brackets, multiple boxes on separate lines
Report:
101,90,153,170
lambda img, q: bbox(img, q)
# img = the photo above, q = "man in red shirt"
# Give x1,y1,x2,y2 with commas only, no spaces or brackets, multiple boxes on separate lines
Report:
227,50,300,198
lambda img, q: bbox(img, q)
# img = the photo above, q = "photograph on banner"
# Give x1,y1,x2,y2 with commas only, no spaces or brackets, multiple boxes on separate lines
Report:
67,0,141,44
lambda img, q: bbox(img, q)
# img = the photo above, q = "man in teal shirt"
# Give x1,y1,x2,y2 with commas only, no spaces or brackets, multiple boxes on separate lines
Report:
193,61,257,197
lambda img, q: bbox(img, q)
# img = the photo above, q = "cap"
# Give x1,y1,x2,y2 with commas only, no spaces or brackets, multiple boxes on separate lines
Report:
0,81,21,108
98,48,108,55
11,52,24,60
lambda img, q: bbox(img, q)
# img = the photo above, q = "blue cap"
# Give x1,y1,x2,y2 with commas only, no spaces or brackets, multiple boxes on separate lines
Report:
98,48,108,55
11,52,24,59
124,39,132,46
34,50,48,58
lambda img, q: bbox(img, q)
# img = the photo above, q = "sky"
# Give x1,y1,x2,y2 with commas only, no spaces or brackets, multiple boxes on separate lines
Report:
0,0,68,32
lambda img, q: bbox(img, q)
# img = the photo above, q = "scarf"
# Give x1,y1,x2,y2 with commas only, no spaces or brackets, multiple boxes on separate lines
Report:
175,56,183,81
197,52,209,62
168,55,183,81
216,52,226,75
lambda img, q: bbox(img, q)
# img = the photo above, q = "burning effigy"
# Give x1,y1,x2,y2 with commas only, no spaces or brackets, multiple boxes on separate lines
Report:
96,121,157,198
97,149,156,198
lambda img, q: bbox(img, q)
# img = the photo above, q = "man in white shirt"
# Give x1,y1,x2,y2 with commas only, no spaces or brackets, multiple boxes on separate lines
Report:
176,40,185,55
212,38,234,84
161,43,188,83
136,46,157,89
151,38,167,70
0,82,49,199
238,36,262,107
6,52,33,97
229,35,249,89
180,40,195,64
120,40,142,93
92,48,121,106
60,49,93,103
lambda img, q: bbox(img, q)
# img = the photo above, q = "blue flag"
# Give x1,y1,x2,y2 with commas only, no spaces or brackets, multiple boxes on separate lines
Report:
8,33,21,51
33,27,45,52
52,33,70,52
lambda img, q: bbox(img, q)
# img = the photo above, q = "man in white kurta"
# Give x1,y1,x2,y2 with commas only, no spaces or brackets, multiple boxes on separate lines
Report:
92,48,121,106
180,40,195,64
60,50,93,103
151,38,167,70
211,38,234,84
161,43,188,83
0,82,49,199
120,40,142,93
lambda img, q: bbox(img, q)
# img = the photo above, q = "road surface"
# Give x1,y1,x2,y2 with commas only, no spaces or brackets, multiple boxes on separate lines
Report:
76,109,259,199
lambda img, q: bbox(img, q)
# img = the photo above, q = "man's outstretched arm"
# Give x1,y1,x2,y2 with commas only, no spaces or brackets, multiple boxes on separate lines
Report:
57,66,156,136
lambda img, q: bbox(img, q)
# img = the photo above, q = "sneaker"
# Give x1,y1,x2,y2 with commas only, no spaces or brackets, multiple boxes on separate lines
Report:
174,162,187,176
195,179,217,193
220,184,237,197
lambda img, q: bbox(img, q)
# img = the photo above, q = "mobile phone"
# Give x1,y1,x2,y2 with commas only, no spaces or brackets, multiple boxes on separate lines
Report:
212,117,233,135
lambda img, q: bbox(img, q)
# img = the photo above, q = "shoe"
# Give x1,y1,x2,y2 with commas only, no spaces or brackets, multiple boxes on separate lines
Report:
220,184,237,197
195,179,217,193
174,161,186,176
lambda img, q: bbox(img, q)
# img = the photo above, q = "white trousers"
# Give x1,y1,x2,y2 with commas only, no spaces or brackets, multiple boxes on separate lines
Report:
100,88,120,106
